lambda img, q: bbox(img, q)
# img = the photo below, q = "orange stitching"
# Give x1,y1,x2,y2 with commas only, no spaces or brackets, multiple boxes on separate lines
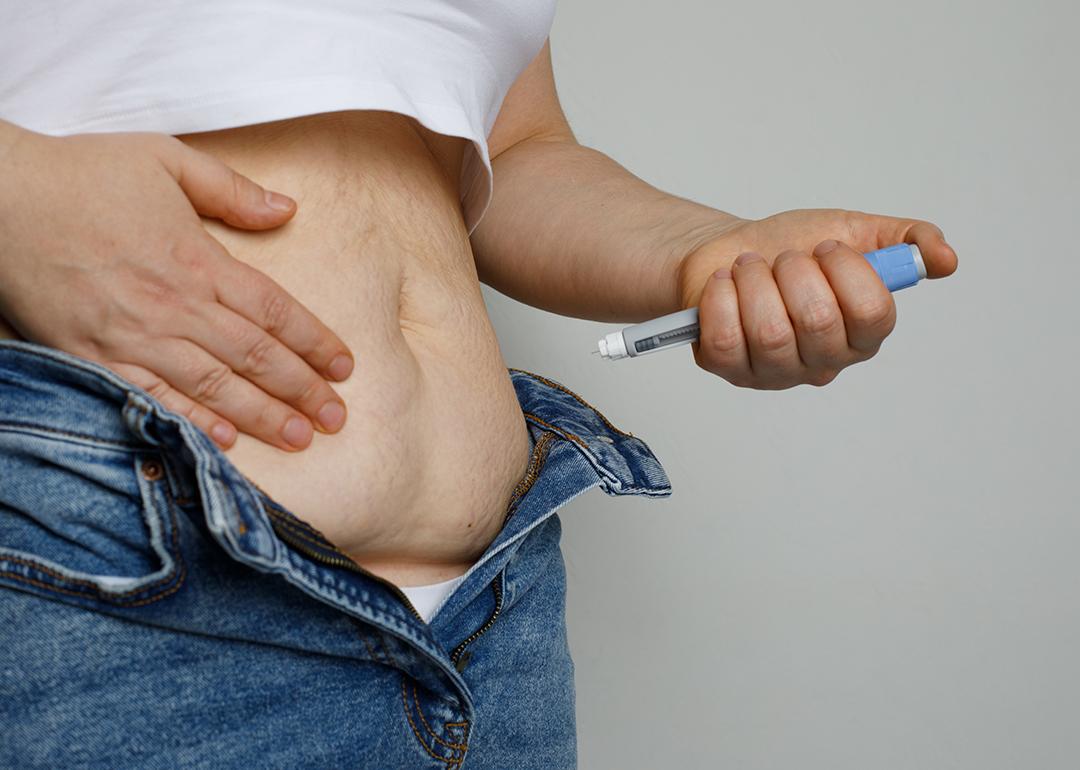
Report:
412,682,468,750
356,630,382,664
0,554,175,598
0,461,187,605
353,623,394,668
0,421,140,449
400,677,464,765
0,568,184,608
510,368,632,437
522,413,589,451
504,430,556,522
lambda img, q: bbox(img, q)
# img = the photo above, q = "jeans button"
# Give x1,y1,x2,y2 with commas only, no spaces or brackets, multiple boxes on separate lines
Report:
141,459,164,481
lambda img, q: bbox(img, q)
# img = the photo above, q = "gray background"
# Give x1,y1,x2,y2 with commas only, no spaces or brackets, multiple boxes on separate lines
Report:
482,1,1080,768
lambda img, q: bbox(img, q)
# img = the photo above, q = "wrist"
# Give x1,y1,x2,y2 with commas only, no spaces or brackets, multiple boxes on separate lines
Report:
666,212,746,311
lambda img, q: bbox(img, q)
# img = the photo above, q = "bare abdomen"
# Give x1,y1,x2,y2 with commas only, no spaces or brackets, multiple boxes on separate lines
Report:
73,112,525,588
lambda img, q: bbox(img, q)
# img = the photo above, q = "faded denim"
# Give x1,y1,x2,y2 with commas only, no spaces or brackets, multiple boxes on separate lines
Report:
0,339,670,769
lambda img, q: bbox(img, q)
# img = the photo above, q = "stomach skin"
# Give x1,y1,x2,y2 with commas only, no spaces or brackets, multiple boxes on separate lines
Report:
1,111,533,587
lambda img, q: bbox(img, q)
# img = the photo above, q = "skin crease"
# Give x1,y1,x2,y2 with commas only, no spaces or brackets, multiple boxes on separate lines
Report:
0,41,958,588
173,112,534,587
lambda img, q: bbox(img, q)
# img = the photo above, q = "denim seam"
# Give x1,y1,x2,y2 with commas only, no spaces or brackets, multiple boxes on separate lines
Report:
355,625,388,665
272,549,465,694
0,421,141,450
502,427,556,523
400,676,468,766
411,681,469,751
0,455,186,606
510,367,633,438
522,413,626,488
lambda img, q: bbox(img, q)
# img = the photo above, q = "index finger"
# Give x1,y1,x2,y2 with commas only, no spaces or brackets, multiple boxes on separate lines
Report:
211,243,355,382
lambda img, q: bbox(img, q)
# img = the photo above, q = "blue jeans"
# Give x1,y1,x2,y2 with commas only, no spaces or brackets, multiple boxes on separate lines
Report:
0,339,670,769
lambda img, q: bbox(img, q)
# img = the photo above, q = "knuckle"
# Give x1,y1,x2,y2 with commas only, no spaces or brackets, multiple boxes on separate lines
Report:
192,364,233,403
228,169,244,207
841,210,862,244
850,296,896,333
754,320,794,353
795,297,842,336
853,343,881,363
706,324,744,357
169,242,213,283
807,368,839,387
260,289,292,334
773,249,804,268
143,378,172,400
240,335,278,377
292,374,326,407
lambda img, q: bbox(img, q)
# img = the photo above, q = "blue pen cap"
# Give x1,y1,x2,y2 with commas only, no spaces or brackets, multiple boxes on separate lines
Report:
863,243,927,291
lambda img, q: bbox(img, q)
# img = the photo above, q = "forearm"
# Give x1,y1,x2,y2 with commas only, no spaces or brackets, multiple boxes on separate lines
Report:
470,136,741,323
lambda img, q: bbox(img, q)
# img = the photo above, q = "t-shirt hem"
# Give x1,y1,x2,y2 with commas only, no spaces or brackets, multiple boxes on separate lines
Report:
34,75,494,235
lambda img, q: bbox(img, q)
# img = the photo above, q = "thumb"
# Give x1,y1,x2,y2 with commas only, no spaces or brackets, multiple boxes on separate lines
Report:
900,220,958,279
871,214,958,279
162,138,297,230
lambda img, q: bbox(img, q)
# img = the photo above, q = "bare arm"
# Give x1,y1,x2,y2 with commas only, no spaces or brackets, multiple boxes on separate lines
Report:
472,41,957,389
471,42,738,323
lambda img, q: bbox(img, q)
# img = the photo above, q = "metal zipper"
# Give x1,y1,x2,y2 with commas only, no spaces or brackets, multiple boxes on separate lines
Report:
267,514,427,623
262,425,558,637
450,578,503,672
448,427,555,671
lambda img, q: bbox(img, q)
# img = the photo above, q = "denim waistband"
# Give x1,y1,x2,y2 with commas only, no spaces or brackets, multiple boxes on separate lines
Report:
0,339,669,617
0,340,670,494
0,339,672,716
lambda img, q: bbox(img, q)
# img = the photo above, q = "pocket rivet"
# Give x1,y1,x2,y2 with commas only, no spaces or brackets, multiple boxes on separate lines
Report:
141,459,164,481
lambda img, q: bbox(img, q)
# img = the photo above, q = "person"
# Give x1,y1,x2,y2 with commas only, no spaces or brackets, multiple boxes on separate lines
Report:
0,2,957,768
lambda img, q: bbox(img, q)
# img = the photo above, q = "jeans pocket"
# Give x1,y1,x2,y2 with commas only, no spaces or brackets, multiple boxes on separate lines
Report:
0,423,185,607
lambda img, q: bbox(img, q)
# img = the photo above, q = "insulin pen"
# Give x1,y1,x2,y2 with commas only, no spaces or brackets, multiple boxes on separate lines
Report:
595,243,927,360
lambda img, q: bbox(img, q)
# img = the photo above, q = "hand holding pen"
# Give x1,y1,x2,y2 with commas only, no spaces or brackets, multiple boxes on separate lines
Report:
596,217,958,389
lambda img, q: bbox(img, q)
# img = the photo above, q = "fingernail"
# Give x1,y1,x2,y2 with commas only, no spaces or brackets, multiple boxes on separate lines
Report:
328,354,354,381
734,252,763,266
211,422,235,446
317,401,346,432
264,190,294,212
712,268,732,280
282,416,312,448
814,240,838,256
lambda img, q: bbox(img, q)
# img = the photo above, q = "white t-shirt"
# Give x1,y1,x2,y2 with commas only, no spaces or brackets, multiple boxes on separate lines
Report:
0,0,557,234
400,573,468,623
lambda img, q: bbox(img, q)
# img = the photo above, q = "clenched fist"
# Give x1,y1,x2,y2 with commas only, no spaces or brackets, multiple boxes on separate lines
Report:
677,209,958,389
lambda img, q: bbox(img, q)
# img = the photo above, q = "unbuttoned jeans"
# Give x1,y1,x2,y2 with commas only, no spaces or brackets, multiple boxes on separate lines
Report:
0,340,670,769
